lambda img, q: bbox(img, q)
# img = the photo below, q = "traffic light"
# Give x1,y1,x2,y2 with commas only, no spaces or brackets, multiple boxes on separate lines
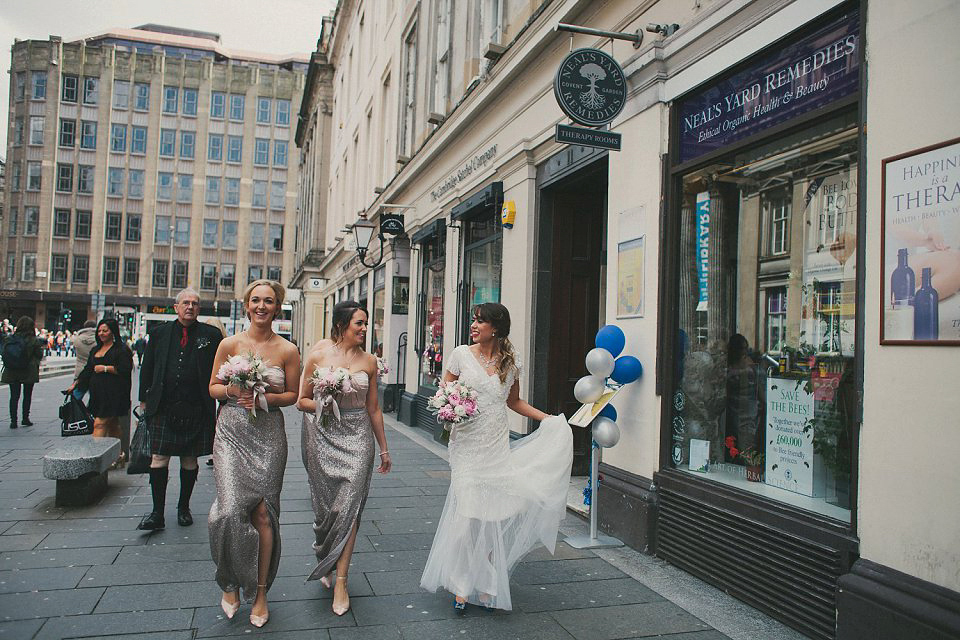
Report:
63,309,72,326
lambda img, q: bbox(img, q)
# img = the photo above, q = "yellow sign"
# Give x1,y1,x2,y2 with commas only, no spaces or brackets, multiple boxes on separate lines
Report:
501,200,516,229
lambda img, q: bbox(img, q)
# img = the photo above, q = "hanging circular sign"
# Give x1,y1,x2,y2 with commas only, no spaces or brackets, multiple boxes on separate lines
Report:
554,48,627,127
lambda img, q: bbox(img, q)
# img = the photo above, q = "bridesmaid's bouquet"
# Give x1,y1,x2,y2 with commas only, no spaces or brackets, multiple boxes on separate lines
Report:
376,356,389,380
311,366,354,427
428,380,480,443
217,353,270,417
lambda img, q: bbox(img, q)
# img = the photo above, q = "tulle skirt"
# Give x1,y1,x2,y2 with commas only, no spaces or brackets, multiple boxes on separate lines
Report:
420,414,573,610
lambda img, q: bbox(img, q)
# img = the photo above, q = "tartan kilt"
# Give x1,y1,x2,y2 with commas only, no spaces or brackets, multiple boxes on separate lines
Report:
148,412,215,457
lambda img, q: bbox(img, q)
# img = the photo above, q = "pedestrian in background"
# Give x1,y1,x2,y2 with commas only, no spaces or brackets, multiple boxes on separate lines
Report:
1,316,44,428
72,321,98,400
132,334,147,368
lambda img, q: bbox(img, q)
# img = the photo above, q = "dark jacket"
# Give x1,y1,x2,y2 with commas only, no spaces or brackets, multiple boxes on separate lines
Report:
1,334,44,384
139,321,223,427
76,341,134,417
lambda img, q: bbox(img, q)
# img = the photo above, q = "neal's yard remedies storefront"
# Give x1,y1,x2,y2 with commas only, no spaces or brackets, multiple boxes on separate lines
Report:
655,5,862,639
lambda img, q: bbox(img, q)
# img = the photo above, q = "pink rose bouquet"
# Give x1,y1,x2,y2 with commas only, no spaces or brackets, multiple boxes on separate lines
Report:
428,380,480,443
217,352,269,417
310,366,354,426
376,356,389,380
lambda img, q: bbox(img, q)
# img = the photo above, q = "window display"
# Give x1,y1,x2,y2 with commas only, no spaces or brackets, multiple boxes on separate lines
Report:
419,233,445,388
461,214,502,341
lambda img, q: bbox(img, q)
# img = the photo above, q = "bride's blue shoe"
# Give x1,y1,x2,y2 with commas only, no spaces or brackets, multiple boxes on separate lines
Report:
453,598,467,614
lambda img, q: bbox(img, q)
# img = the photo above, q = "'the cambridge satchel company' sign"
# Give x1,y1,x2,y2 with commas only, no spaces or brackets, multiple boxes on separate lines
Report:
677,8,860,164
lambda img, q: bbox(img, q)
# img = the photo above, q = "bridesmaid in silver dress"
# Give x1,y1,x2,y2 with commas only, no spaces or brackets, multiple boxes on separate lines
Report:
297,300,392,616
207,280,300,628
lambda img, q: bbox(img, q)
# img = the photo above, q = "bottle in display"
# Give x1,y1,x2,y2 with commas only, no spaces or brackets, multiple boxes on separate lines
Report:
890,248,915,305
913,267,939,340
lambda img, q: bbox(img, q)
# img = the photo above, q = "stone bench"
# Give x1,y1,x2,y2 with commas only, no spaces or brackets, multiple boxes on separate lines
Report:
42,436,120,507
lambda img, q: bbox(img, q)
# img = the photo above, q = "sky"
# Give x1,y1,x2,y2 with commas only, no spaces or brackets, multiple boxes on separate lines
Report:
0,0,338,152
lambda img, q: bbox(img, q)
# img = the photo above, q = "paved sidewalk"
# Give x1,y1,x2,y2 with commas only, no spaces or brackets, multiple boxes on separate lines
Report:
0,374,806,639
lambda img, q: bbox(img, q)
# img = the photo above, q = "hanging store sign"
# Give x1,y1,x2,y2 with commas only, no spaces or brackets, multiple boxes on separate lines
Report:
677,8,860,164
555,124,622,151
554,48,627,127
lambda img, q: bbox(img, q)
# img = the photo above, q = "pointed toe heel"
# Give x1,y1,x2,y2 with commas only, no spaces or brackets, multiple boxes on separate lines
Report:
220,595,240,619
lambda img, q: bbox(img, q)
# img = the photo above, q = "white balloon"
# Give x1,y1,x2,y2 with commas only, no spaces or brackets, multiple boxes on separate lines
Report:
585,348,616,378
574,375,605,404
592,417,621,448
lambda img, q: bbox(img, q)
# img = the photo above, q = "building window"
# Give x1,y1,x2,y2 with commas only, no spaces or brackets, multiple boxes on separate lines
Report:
222,220,238,249
15,72,26,101
102,257,119,285
419,232,445,387
78,165,94,193
765,287,788,352
6,254,16,281
478,0,502,50
254,138,269,165
56,164,73,192
273,140,288,167
252,181,267,208
227,136,243,163
172,260,188,288
82,77,99,105
113,80,130,109
62,75,78,102
205,177,221,204
460,214,503,341
371,266,386,357
155,215,172,244
123,259,139,286
225,178,240,206
270,182,285,210
267,266,282,281
27,163,42,191
432,0,452,115
180,131,196,159
128,169,144,199
152,260,168,288
765,190,791,256
229,94,245,121
163,86,178,113
268,224,283,251
126,213,141,242
182,88,198,116
203,219,219,247
248,265,263,283
257,97,271,123
134,82,150,110
208,133,223,161
174,218,191,246
53,209,72,237
200,264,217,290
107,167,125,197
75,210,92,239
51,254,68,283
7,208,17,236
176,174,193,203
22,253,37,281
160,129,175,156
105,212,122,241
220,263,235,290
210,92,225,118
110,124,127,152
250,223,265,250
10,164,21,191
80,120,97,149
31,71,47,100
72,255,89,283
13,118,24,146
157,172,174,200
276,99,290,126
131,126,147,154
29,116,44,145
400,24,418,157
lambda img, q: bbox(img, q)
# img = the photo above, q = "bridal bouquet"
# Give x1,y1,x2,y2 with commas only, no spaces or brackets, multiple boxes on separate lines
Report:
428,380,480,443
217,353,270,417
376,356,389,380
311,366,354,426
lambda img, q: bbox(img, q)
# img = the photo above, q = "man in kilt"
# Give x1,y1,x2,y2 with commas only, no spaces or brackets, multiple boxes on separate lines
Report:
137,289,223,530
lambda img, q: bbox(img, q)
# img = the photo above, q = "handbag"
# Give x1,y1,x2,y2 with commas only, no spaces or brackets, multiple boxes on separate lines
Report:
127,409,152,475
59,393,94,437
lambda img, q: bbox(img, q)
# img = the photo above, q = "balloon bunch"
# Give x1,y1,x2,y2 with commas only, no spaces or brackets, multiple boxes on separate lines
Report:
573,325,643,449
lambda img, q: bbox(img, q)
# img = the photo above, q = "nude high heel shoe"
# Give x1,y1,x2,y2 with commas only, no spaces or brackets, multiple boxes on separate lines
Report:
220,592,240,619
332,576,350,616
250,585,269,627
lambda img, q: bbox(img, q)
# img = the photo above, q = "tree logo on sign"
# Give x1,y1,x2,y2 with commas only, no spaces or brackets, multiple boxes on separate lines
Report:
554,48,627,127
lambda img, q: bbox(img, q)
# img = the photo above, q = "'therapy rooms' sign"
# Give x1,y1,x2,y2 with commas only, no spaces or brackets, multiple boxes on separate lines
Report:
677,8,860,164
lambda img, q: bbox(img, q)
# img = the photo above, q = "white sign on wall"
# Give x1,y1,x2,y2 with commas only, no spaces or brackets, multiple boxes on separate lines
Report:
765,377,820,497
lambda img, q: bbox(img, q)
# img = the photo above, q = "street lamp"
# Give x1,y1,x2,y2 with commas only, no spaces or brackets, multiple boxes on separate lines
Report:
352,205,411,268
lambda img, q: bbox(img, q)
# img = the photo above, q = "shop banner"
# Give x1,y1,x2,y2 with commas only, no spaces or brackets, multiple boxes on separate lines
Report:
678,8,860,164
696,192,710,310
765,377,820,497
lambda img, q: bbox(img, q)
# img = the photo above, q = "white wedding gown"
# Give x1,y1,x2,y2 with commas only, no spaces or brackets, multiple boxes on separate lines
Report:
420,345,573,610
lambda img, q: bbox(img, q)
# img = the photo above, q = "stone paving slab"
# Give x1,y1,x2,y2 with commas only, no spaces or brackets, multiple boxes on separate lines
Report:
550,601,716,639
0,546,120,570
0,566,88,594
0,619,45,639
396,612,576,640
33,609,195,640
511,577,662,613
0,586,105,620
0,533,45,551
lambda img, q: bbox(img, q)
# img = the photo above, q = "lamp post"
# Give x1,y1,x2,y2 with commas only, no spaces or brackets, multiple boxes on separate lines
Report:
352,206,410,268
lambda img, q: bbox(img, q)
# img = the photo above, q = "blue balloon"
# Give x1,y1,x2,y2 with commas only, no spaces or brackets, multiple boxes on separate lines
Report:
598,404,617,421
611,356,643,384
595,325,625,358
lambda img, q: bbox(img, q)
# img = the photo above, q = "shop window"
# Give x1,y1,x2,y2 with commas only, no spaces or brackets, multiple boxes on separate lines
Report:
669,115,858,521
460,214,502,342
371,266,386,358
419,232,445,388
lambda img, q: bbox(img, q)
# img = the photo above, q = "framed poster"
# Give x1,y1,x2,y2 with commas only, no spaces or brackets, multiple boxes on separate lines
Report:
616,236,645,318
392,276,409,315
881,137,960,345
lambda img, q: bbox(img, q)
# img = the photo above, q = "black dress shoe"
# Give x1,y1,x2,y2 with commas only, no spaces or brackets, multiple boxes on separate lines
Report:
177,508,193,526
21,417,32,426
137,512,165,530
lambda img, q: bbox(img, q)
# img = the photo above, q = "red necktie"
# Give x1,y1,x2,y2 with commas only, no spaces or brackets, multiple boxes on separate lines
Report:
180,326,188,348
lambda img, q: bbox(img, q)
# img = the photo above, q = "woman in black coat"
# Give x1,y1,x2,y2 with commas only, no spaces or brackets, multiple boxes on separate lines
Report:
1,316,44,428
68,319,133,454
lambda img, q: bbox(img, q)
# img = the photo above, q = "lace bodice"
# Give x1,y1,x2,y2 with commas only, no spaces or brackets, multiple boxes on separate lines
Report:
313,368,370,410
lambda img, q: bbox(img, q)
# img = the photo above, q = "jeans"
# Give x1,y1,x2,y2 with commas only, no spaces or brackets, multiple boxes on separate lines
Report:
9,382,34,419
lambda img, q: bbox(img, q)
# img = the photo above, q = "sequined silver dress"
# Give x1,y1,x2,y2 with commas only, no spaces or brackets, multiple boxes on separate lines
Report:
302,370,375,581
208,366,288,600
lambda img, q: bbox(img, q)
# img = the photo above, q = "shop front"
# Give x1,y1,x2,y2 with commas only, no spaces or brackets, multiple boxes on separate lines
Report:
654,4,862,638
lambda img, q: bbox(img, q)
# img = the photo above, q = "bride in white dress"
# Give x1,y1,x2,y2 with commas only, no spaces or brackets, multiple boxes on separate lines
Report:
420,302,573,612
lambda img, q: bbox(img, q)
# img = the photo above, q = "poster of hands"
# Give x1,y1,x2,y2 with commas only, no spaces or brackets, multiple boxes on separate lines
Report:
882,137,960,344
